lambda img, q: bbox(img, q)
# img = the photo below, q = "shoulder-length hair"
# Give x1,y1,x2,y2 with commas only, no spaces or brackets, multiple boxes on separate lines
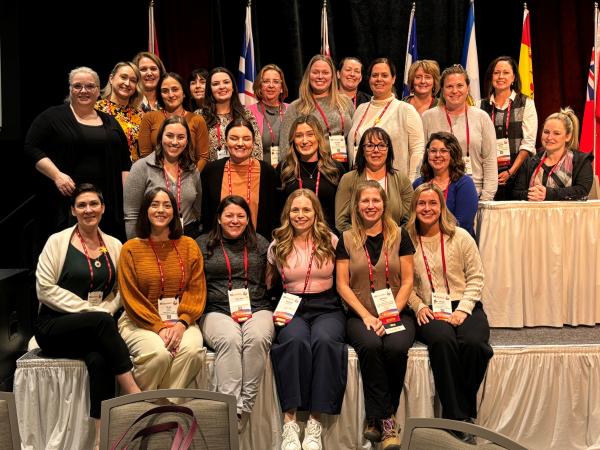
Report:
407,59,441,96
132,52,166,75
101,61,143,109
280,115,340,186
203,67,247,128
420,131,465,182
296,55,351,115
355,127,396,174
154,116,196,169
136,187,183,239
349,180,399,250
187,68,209,109
156,72,192,111
253,64,289,103
405,183,457,243
205,195,257,258
271,189,335,269
484,56,521,98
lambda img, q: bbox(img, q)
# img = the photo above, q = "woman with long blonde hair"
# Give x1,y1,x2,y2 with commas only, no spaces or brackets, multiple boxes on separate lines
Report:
267,189,346,450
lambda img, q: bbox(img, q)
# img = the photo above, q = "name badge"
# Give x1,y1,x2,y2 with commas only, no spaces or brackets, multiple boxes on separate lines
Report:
228,288,252,322
87,291,103,306
496,138,511,167
371,288,405,334
329,135,348,163
270,145,279,167
158,297,179,324
463,156,473,175
217,147,229,160
273,292,302,326
431,292,452,320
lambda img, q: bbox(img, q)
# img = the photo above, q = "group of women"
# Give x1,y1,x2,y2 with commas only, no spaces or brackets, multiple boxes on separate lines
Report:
26,51,594,450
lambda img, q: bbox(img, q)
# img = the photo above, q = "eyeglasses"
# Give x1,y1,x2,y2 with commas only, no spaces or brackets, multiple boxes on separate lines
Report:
71,83,97,92
428,148,450,155
74,200,102,210
363,143,388,152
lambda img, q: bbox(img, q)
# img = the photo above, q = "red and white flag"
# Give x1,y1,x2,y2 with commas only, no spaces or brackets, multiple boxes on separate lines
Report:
148,1,159,56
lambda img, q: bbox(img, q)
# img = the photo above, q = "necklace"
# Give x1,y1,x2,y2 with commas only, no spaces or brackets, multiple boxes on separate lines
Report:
300,162,318,179
94,259,102,268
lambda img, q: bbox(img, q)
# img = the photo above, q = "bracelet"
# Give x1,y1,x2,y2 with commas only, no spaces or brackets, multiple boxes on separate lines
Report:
507,169,513,178
177,319,189,329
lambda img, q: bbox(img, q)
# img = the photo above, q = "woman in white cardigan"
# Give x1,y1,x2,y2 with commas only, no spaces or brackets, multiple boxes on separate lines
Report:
34,183,140,450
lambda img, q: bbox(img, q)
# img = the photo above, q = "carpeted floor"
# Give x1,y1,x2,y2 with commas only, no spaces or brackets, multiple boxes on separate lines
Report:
490,325,600,346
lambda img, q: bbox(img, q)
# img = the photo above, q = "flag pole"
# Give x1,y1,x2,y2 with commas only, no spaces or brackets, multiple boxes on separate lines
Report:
594,2,598,176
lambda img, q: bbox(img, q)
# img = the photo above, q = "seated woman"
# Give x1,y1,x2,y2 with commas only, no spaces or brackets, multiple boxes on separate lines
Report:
335,127,413,233
277,115,344,232
267,189,347,450
406,183,493,444
513,108,593,201
202,118,280,240
34,183,141,450
196,195,274,431
336,181,415,450
413,132,478,236
124,116,202,239
118,187,206,391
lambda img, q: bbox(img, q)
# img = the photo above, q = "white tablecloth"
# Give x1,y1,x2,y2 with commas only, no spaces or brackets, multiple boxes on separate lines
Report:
476,200,600,327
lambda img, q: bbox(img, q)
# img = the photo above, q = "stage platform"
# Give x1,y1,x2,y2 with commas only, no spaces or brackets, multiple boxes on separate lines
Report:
13,326,600,450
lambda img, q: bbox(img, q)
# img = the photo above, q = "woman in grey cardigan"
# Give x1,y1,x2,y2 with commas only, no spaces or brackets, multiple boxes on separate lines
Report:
335,127,413,233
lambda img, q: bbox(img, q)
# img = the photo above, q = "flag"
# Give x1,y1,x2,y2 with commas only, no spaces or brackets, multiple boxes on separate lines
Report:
461,0,480,102
238,2,256,106
402,3,418,98
148,1,159,56
321,0,331,57
518,5,534,98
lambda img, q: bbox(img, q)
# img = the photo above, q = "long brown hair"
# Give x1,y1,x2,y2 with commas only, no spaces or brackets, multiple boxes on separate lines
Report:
154,116,196,170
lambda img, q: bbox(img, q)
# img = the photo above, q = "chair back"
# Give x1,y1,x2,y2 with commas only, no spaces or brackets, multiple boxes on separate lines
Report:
0,391,21,450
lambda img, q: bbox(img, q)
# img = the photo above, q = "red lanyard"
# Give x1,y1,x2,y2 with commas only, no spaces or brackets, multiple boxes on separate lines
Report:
227,158,253,205
147,238,186,299
491,99,512,139
280,243,316,294
215,122,223,148
364,240,390,292
163,165,182,214
353,100,394,144
298,169,321,197
260,102,283,144
313,98,344,136
75,227,112,293
532,155,563,182
419,233,450,295
220,240,248,290
445,106,470,156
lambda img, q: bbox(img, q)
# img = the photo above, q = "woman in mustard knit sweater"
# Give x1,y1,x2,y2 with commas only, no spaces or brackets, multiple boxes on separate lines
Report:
118,186,206,390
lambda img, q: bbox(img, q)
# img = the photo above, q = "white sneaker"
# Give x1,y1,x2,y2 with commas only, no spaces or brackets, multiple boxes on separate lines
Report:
281,421,302,450
302,418,323,450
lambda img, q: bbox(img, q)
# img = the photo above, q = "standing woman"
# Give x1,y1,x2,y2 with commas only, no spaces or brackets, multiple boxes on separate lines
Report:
138,72,209,171
132,51,166,113
348,58,424,181
422,64,498,200
35,184,141,450
337,56,370,108
402,60,441,116
336,127,413,233
480,56,538,200
278,115,344,232
202,67,262,162
279,55,353,163
413,132,478,236
189,68,209,113
336,181,416,450
406,183,493,443
513,108,593,201
197,195,274,430
267,189,347,450
124,116,202,239
96,61,144,162
24,66,131,242
201,118,280,240
247,64,290,166
118,187,206,391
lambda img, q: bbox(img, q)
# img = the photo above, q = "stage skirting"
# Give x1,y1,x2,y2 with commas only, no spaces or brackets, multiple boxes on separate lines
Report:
476,200,600,328
14,344,600,450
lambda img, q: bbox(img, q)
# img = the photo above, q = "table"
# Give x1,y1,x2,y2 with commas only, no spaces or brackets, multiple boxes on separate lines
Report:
476,200,600,327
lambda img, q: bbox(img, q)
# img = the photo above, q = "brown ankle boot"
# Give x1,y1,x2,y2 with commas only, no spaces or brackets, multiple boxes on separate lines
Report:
380,417,400,450
363,417,381,442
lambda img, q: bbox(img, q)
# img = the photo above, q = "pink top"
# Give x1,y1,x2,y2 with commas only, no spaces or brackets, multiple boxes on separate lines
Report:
268,233,338,294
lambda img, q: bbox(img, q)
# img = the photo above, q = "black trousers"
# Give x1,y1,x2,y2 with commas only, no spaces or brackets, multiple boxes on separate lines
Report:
271,292,348,414
35,311,133,419
416,302,493,420
347,311,416,420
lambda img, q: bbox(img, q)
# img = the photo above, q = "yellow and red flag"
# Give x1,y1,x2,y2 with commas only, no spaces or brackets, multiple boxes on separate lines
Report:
518,4,534,99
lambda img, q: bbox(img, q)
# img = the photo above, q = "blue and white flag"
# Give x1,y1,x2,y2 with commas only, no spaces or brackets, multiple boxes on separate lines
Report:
402,3,418,98
461,0,480,102
238,2,256,106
